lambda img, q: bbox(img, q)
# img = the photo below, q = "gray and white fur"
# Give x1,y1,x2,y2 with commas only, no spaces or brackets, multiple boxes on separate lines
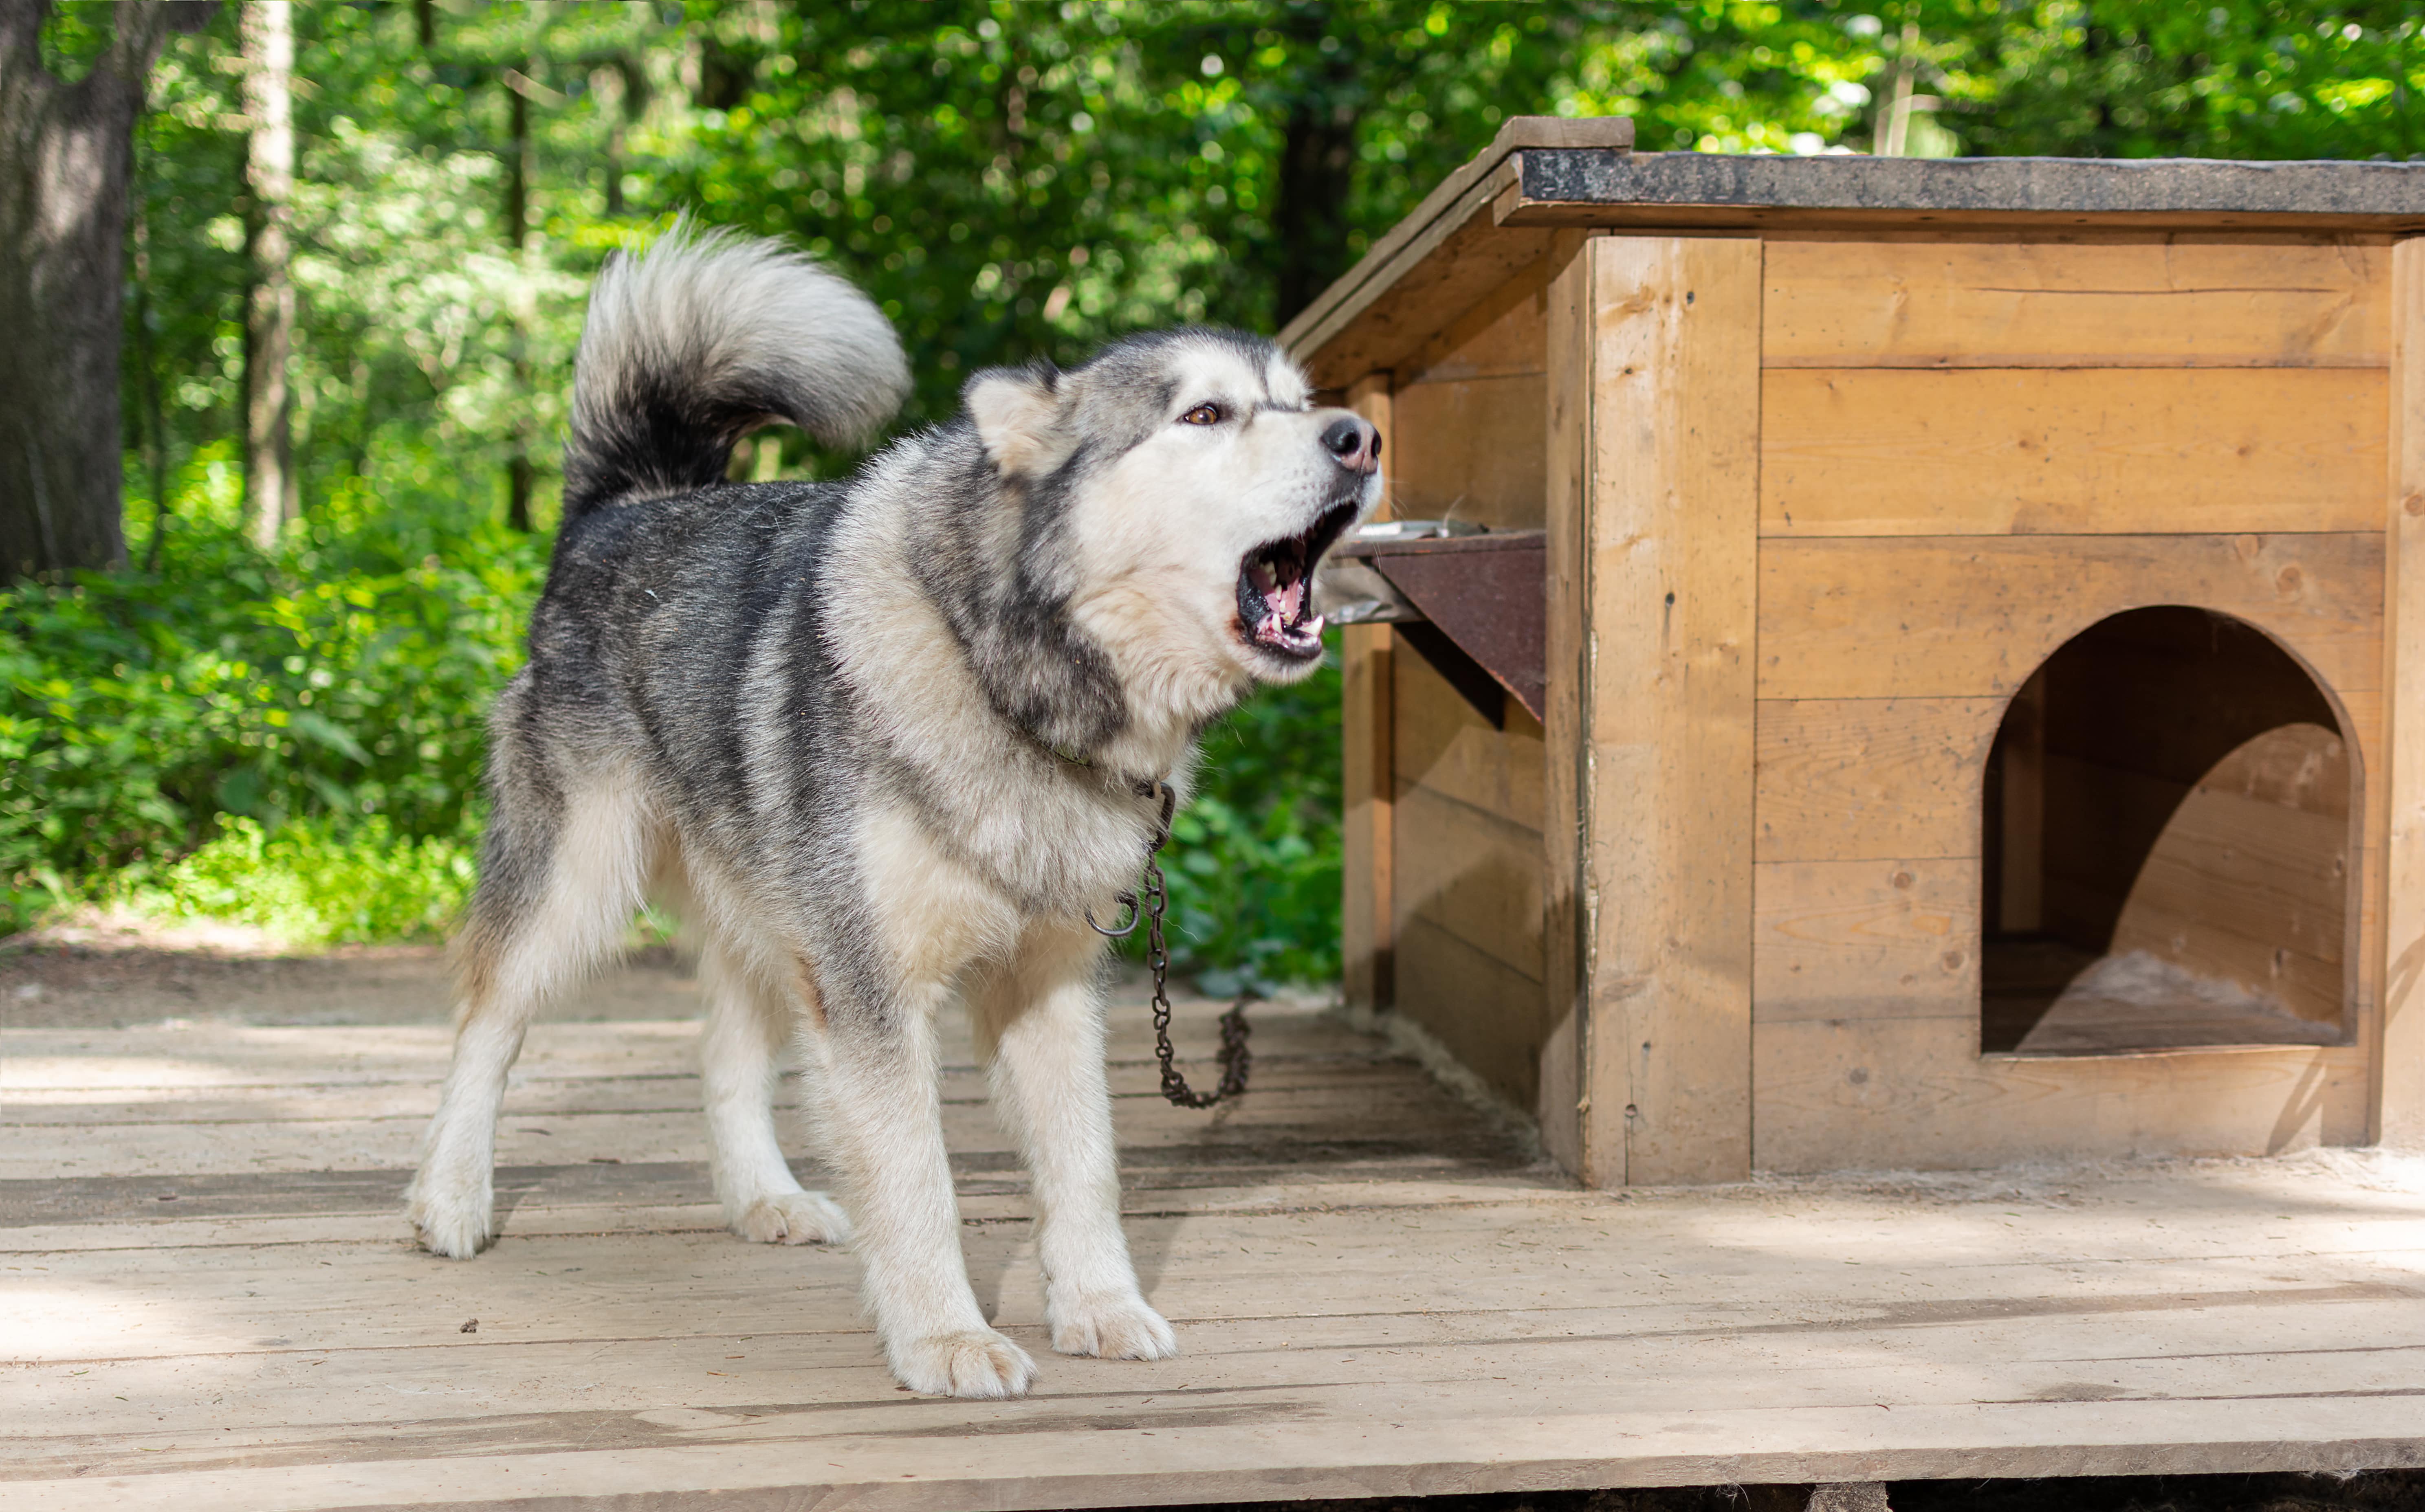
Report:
405,220,1380,1398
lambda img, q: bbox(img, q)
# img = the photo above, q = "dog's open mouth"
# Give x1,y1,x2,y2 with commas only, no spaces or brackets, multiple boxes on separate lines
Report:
1237,500,1359,662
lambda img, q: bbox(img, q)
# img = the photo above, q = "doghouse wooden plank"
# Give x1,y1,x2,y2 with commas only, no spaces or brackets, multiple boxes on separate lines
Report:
1754,697,2003,863
1761,238,2392,369
1756,532,2385,702
1391,913,1551,1110
2045,745,2350,965
1391,784,1545,987
1760,367,2388,537
1389,372,1549,528
2380,237,2425,1147
1754,1016,2370,1171
1342,374,1396,1016
1565,234,1763,1187
1398,257,1550,385
1392,643,1546,832
1752,858,1980,1024
1287,159,1546,391
1538,229,1594,1174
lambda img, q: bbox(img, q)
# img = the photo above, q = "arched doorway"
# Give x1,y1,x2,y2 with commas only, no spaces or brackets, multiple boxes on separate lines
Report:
1980,607,2354,1055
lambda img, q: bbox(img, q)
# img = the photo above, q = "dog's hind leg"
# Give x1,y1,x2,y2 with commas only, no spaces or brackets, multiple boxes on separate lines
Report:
407,763,653,1259
973,921,1176,1362
700,938,849,1245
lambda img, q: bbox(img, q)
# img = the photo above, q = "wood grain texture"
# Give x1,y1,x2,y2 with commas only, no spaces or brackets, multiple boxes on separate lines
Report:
1760,368,2388,537
1755,697,2004,863
1578,235,1763,1185
1342,376,1397,1015
1391,783,1545,988
2376,237,2425,1146
1754,1017,2370,1172
1288,161,1547,391
1391,912,1552,1108
1389,374,1549,528
1393,643,1545,831
1757,533,2385,703
1762,238,2392,369
1753,858,1980,1024
1399,257,1550,385
1538,231,1594,1176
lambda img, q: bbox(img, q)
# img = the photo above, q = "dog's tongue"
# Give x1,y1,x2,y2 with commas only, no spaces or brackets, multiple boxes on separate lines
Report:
1270,576,1305,624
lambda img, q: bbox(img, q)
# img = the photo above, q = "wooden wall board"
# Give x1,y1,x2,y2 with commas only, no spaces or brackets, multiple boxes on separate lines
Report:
1756,532,2385,703
1391,783,1546,989
1752,858,1980,1024
2046,749,2348,958
1755,697,2004,864
1398,256,1551,386
1538,231,1595,1176
1761,239,2392,369
1342,377,1396,1015
1391,912,1551,1107
2380,237,2425,1147
1388,374,1550,528
1392,645,1546,832
1573,235,1764,1186
1753,1017,2370,1172
1760,368,2388,538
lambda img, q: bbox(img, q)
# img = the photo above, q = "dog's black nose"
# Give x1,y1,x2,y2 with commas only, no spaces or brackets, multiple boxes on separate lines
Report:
1322,415,1380,474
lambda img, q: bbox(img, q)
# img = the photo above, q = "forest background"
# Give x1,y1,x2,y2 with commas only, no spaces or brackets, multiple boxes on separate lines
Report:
3,0,2420,991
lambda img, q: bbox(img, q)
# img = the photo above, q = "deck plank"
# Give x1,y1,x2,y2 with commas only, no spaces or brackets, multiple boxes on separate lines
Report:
7,976,2425,1507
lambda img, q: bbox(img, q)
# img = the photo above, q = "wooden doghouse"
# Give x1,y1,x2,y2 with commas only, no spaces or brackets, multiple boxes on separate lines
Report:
1288,118,2425,1182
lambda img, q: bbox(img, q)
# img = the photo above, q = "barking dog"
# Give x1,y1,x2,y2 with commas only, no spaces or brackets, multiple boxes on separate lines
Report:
404,223,1381,1398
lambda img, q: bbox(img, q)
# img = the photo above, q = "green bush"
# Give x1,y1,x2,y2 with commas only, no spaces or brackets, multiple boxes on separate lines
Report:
114,813,478,947
1155,643,1343,996
0,443,540,934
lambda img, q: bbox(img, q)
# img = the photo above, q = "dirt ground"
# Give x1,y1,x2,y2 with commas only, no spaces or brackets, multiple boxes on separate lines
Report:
7,927,2422,1512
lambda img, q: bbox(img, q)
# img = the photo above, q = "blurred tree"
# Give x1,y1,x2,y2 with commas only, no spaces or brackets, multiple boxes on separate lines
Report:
240,0,294,547
0,0,209,578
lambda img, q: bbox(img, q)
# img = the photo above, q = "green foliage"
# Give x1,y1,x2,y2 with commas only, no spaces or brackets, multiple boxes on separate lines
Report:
113,814,478,949
25,0,2425,981
0,446,539,932
1160,645,1344,994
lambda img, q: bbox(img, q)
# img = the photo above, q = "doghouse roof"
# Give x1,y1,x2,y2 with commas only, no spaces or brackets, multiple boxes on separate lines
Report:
1282,115,2425,389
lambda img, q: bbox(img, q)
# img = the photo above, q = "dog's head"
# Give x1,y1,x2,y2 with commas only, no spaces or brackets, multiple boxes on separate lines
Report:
962,331,1380,739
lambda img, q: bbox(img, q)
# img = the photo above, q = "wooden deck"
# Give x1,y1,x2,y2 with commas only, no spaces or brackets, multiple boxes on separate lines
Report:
7,962,2425,1510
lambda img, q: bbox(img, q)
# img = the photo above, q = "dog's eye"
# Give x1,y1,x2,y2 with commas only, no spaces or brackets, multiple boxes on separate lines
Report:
1179,402,1222,426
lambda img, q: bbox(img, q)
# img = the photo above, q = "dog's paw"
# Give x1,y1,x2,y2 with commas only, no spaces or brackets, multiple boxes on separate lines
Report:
1049,1290,1178,1360
888,1328,1038,1398
405,1174,496,1259
731,1190,851,1246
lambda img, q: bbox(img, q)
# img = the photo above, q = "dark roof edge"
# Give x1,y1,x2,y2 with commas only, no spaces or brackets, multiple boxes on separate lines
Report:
1522,149,2425,217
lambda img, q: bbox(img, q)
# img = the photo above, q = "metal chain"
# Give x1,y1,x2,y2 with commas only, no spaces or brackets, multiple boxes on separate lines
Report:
1088,780,1252,1109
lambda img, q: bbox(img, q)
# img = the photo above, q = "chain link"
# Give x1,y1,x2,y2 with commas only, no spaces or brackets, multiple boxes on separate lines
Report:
1088,780,1251,1109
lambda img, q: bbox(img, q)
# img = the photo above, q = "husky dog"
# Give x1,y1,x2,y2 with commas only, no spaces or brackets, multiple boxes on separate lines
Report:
404,223,1380,1399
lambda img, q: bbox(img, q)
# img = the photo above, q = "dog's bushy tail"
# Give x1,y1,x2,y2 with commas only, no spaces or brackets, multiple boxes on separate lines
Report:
561,217,911,522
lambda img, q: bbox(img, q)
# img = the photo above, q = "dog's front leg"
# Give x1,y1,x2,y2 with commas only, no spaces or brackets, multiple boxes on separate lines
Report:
979,923,1176,1362
812,995,1037,1398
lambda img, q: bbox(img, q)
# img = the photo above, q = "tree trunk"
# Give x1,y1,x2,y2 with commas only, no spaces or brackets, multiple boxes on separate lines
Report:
0,0,209,579
1271,58,1360,328
502,69,534,533
241,0,295,549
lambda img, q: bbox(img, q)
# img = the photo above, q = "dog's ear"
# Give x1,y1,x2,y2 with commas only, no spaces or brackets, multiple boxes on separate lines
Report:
965,363,1071,477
